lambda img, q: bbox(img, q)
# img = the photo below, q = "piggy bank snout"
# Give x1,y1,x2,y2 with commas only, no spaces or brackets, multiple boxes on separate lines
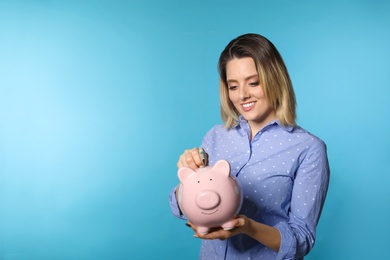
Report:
195,190,221,210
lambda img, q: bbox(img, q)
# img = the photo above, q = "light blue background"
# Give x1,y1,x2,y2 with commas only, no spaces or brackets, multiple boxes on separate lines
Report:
1,0,389,259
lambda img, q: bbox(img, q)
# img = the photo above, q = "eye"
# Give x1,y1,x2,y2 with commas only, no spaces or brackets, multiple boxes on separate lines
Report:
228,85,238,90
197,181,200,183
209,179,212,181
249,81,260,87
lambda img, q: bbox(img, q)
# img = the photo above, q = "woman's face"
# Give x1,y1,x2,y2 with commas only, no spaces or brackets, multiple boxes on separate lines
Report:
226,57,276,134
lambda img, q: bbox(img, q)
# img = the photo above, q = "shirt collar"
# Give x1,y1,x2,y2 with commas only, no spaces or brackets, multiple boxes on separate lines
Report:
234,115,295,133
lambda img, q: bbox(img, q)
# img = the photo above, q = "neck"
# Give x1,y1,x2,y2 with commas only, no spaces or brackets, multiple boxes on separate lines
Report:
247,111,277,140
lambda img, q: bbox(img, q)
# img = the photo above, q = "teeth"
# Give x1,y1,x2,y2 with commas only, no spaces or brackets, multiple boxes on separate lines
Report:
242,102,255,108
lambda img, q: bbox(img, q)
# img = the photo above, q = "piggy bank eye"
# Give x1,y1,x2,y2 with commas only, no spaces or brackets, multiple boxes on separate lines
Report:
210,179,212,181
197,181,200,183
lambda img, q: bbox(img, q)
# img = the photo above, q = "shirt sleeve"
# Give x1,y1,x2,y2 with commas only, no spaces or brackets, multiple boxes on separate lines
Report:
168,186,187,220
275,138,330,259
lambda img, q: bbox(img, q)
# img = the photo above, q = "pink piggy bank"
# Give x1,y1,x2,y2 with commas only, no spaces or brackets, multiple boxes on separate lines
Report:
177,160,243,234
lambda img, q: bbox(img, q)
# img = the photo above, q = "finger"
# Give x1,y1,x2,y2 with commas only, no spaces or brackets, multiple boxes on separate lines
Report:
178,148,201,170
196,229,229,240
190,148,203,168
177,149,194,169
234,218,245,227
185,221,197,232
185,149,200,170
177,153,188,168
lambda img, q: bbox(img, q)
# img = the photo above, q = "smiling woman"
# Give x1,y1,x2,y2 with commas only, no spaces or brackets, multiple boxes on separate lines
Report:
1,0,390,259
226,57,276,138
170,33,330,260
218,34,296,132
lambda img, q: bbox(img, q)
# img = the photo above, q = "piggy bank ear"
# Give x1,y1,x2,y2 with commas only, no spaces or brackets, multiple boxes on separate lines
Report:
212,160,230,177
178,167,195,183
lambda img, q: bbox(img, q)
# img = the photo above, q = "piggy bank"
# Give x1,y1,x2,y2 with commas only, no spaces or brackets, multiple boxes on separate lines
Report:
177,160,243,234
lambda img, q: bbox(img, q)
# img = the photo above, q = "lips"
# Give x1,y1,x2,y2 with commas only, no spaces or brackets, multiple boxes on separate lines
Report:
242,101,255,111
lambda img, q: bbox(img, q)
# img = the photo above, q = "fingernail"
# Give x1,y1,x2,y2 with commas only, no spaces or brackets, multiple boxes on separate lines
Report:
193,234,199,238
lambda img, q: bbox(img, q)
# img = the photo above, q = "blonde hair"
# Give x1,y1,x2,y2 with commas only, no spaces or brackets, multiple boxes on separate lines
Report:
218,34,296,128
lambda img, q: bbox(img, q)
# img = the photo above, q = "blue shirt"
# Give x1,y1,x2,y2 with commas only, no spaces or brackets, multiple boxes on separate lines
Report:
169,117,330,259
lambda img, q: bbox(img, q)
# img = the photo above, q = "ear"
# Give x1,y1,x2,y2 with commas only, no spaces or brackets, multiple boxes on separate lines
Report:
212,160,230,177
178,167,195,183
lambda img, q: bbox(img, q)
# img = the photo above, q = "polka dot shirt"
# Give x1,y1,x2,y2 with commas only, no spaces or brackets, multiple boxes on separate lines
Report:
197,117,330,260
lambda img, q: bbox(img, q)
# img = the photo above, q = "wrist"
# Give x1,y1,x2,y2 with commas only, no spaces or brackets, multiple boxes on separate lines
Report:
243,217,258,238
244,218,281,252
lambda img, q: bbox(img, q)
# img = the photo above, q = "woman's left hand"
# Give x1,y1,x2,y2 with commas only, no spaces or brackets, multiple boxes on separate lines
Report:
186,215,251,240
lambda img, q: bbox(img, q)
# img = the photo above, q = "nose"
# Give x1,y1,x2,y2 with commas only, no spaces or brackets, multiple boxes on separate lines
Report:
238,85,250,100
196,190,221,210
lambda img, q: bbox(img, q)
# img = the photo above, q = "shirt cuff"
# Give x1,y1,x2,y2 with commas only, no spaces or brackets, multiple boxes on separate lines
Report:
274,222,297,260
168,186,187,220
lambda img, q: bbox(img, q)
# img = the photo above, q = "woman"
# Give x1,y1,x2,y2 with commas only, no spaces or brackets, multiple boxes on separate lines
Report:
169,33,330,259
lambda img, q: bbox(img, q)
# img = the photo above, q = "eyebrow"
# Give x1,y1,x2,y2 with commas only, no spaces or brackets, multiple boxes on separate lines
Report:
227,74,259,84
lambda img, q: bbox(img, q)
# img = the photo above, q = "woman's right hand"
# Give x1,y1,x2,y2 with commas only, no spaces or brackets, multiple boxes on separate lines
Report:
177,148,207,170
